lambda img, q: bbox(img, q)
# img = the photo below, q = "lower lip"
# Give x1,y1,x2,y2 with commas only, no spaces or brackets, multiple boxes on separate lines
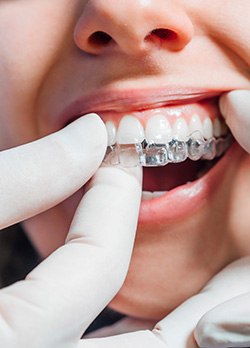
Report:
138,142,242,225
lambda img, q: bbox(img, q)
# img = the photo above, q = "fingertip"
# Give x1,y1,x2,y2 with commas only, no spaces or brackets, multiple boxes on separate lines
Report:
219,93,229,120
219,90,250,119
57,113,107,168
95,164,143,191
219,90,250,153
66,113,108,150
194,315,214,348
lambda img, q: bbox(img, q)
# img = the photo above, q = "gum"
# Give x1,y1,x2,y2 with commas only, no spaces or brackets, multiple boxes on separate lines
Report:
100,98,221,128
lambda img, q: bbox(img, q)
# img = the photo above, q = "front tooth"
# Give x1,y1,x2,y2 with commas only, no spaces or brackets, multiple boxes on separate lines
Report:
145,115,172,143
142,191,153,201
141,191,167,201
117,116,145,144
172,118,189,141
152,191,166,198
203,118,213,139
213,118,222,137
105,121,116,146
189,114,203,139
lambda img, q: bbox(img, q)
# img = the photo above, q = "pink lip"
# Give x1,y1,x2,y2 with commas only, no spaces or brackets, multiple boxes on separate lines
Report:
139,142,241,225
58,87,226,128
58,86,234,227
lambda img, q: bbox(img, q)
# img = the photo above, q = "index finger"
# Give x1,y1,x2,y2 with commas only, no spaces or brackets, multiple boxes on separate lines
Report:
0,165,142,346
0,114,107,229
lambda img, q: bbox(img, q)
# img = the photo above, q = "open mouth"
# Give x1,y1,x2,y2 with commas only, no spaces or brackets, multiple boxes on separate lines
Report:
142,158,219,198
60,88,236,223
99,96,233,201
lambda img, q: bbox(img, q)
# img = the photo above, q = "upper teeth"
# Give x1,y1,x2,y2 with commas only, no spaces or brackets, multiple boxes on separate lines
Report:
145,114,172,143
116,115,145,144
105,115,228,146
106,121,117,146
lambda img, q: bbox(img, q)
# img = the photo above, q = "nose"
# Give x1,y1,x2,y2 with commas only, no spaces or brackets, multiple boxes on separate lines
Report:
74,0,194,55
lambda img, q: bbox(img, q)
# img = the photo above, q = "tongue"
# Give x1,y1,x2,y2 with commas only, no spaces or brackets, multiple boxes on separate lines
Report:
143,159,202,191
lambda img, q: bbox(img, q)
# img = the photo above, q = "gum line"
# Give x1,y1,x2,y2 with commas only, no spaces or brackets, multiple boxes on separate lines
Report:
104,132,233,167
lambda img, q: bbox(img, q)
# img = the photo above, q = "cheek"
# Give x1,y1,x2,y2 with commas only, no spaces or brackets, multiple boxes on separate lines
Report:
228,154,250,253
0,1,76,149
0,2,75,80
23,207,69,258
22,188,83,258
199,2,250,67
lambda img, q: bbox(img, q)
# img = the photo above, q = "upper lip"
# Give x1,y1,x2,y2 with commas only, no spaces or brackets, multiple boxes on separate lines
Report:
60,87,225,127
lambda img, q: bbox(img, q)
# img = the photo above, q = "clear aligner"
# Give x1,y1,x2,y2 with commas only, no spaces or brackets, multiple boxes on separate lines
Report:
104,132,233,168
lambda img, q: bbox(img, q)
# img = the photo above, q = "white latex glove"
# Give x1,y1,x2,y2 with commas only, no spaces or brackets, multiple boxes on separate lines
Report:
79,258,250,348
0,113,142,348
194,257,250,348
219,90,250,153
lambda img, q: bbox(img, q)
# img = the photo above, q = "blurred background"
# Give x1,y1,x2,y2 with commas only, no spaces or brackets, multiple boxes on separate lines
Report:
0,224,40,288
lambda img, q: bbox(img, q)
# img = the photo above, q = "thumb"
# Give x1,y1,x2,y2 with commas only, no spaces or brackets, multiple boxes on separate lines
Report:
195,292,250,348
219,90,250,153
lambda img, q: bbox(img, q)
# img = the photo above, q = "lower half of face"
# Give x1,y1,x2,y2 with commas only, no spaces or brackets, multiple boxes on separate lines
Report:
2,0,250,320
111,146,250,319
23,143,250,319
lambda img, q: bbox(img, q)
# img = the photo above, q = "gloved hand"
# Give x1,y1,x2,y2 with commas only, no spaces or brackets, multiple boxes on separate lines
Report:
0,113,142,348
194,258,250,348
219,90,250,153
81,258,250,348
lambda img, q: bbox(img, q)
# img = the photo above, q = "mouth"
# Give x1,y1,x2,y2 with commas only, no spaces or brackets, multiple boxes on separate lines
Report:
61,87,237,223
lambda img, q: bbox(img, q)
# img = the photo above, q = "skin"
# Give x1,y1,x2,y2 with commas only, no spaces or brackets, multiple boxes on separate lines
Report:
1,0,250,321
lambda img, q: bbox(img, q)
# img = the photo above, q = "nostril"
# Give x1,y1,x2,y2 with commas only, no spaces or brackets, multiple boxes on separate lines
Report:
149,28,178,41
88,31,113,47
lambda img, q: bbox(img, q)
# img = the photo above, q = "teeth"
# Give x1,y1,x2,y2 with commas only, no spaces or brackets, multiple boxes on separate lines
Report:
105,121,116,146
213,118,222,137
203,118,213,139
117,116,145,144
172,118,189,141
189,114,203,139
142,191,167,201
168,139,188,163
142,191,153,201
118,144,140,167
107,114,228,147
104,133,232,167
145,115,172,144
153,191,167,198
202,138,216,160
187,138,205,161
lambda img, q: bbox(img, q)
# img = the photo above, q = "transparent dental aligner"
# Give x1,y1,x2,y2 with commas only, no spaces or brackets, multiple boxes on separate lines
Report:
103,132,233,168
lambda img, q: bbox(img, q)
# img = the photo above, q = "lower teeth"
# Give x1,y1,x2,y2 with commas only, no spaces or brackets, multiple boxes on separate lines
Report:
142,191,166,200
104,133,233,168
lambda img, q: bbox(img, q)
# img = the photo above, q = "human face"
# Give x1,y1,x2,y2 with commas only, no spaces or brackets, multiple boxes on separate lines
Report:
1,0,250,320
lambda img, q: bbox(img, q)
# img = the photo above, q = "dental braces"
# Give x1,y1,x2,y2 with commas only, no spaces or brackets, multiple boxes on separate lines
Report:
104,132,233,167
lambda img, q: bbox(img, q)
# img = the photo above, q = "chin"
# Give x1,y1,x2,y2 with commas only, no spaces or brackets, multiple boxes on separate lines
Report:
109,143,247,320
